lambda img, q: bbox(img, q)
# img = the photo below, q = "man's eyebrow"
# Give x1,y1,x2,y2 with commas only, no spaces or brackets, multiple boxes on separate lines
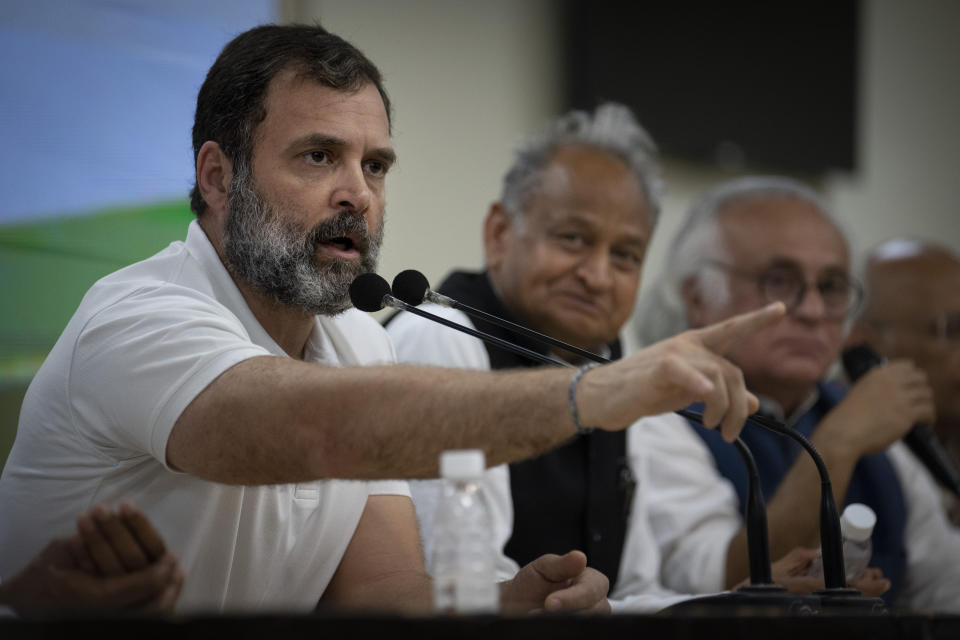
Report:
370,146,397,166
286,134,397,166
766,256,850,275
288,133,345,152
551,213,648,244
765,257,803,269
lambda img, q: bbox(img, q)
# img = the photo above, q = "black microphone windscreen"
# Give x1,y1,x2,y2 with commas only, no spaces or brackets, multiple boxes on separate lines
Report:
349,273,391,312
392,269,430,306
841,344,884,383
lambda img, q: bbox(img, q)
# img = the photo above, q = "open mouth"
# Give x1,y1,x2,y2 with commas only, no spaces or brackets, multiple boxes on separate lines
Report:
327,236,355,251
317,233,363,258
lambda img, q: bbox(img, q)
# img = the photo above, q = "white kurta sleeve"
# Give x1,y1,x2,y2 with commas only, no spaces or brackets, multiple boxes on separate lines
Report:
631,412,742,594
887,442,960,613
609,423,698,612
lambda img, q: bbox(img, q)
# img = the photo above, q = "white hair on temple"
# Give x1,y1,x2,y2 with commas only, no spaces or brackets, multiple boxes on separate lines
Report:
499,102,664,228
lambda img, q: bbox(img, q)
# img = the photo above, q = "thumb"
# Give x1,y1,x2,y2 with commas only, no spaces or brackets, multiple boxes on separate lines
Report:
530,550,588,583
693,302,785,353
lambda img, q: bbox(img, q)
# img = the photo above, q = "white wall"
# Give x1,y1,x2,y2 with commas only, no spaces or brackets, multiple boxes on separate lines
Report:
283,0,960,329
825,0,960,265
284,0,562,320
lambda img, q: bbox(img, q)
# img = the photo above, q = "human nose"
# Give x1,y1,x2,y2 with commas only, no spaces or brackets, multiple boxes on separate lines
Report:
576,248,614,292
329,163,372,213
790,281,828,321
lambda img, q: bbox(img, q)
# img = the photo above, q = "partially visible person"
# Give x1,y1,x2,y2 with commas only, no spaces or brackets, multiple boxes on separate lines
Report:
0,503,183,618
631,176,960,612
850,239,960,526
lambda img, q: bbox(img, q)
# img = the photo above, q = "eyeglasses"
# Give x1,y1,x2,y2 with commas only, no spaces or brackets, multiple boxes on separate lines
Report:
705,260,863,319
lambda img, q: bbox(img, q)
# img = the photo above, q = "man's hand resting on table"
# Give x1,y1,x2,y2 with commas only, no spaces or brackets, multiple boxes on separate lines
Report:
739,546,890,599
499,550,610,615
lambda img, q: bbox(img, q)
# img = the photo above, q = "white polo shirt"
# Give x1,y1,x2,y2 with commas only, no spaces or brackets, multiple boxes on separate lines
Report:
0,221,408,614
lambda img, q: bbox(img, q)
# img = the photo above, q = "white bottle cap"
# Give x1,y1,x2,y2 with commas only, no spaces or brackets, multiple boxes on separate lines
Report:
439,449,485,480
840,503,877,542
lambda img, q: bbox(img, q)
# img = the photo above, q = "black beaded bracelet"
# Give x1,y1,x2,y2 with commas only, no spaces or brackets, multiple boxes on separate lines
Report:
568,363,600,435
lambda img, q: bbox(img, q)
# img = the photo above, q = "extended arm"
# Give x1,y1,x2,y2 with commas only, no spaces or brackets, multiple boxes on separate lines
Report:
167,303,786,485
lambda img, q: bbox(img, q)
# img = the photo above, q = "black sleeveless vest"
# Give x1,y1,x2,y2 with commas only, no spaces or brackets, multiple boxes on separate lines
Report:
433,271,633,588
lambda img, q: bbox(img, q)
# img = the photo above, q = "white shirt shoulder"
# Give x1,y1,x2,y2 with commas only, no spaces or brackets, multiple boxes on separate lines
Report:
630,412,740,595
887,442,960,613
387,304,490,370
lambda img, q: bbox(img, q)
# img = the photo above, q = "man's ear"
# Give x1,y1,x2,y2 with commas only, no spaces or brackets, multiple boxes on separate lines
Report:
681,275,708,329
483,202,515,271
196,141,233,219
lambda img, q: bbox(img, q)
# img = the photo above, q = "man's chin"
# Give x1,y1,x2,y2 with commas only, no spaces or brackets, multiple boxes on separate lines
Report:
762,364,830,390
295,298,352,317
545,324,613,355
270,277,355,317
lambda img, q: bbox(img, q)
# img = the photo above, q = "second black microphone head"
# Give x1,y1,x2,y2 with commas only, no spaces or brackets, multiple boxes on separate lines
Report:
349,273,392,312
391,269,431,306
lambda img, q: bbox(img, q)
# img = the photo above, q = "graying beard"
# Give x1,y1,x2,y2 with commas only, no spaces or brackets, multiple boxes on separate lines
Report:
223,167,381,316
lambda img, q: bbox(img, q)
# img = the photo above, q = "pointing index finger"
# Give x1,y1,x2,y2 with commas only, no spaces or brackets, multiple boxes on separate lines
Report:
694,302,786,354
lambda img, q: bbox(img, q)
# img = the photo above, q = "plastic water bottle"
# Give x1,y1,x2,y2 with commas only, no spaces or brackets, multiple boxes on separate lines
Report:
807,502,876,581
431,449,499,614
837,503,875,580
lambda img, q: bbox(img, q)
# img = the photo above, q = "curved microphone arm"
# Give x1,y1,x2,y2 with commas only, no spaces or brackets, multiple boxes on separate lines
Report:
386,295,570,368
392,269,610,363
676,410,845,590
735,413,847,590
676,410,774,586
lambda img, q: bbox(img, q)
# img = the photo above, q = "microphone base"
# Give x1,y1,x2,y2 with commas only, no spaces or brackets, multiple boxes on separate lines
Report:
658,584,821,616
813,588,887,614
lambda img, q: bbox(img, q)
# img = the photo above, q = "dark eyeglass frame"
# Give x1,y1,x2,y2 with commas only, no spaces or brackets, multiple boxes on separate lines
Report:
703,259,863,319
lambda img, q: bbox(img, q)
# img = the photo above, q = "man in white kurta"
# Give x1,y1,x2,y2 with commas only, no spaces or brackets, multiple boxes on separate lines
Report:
633,410,960,612
630,175,960,612
387,103,694,613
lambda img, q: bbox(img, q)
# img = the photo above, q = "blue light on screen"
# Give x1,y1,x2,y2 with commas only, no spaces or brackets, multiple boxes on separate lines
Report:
0,0,276,224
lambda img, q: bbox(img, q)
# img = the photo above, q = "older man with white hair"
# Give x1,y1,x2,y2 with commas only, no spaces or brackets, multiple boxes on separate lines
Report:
850,239,960,527
631,176,960,613
387,102,696,612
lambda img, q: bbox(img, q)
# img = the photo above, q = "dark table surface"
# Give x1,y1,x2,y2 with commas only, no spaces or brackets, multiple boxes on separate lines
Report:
3,609,960,640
